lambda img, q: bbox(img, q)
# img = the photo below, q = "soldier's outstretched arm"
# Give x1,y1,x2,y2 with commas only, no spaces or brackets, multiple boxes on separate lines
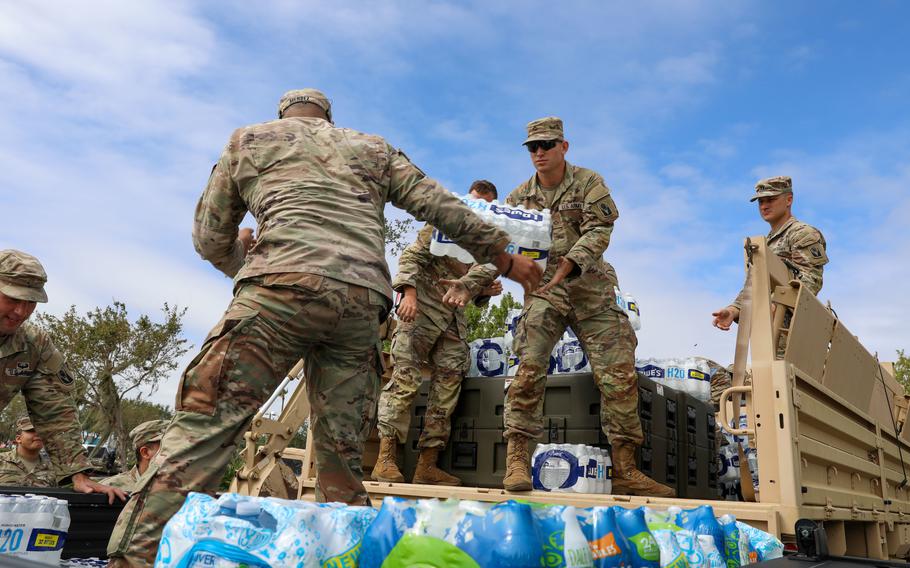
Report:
192,130,250,277
386,148,541,291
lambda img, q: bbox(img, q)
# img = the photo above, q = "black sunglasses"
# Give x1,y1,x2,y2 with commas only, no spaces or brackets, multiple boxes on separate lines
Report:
525,139,559,153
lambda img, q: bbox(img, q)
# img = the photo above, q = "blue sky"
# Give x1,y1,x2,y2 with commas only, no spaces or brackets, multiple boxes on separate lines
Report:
1,1,908,407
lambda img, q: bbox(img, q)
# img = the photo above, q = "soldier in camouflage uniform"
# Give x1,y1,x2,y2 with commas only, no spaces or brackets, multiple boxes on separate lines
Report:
100,420,167,493
0,417,56,487
107,89,541,567
374,181,501,486
712,176,828,331
711,177,827,414
0,250,125,501
500,117,675,497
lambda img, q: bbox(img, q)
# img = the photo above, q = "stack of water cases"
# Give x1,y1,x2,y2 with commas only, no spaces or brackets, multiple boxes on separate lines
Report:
402,372,716,496
0,494,70,565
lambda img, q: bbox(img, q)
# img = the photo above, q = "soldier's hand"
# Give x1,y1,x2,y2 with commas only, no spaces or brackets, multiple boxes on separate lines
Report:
481,280,503,297
396,289,418,322
71,472,127,504
712,306,740,331
440,279,472,307
494,252,543,294
538,257,577,294
238,228,257,255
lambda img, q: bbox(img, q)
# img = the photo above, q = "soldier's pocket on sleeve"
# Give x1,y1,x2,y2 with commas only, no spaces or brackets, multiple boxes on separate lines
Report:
176,306,260,416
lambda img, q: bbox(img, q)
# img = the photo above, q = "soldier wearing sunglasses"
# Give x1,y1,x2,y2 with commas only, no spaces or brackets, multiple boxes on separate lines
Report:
499,117,675,497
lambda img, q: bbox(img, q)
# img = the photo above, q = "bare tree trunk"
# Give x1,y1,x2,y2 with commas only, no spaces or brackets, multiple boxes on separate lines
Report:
98,372,129,468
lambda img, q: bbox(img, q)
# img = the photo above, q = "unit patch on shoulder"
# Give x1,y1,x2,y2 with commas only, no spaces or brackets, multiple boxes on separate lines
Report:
58,367,74,385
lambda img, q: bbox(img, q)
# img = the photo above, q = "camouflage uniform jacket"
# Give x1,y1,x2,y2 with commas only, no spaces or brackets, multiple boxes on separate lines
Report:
0,449,56,487
506,162,622,320
100,466,140,493
0,324,91,482
731,216,828,310
393,225,498,337
194,117,510,301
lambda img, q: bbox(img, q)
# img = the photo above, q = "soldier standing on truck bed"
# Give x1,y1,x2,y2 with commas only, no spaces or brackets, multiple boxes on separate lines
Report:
712,176,828,331
710,176,828,409
106,88,542,567
0,416,56,487
0,250,126,502
373,181,502,486
497,117,675,497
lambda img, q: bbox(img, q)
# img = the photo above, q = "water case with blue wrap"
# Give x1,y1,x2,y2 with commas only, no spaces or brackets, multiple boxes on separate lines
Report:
612,507,660,568
428,193,551,270
155,493,377,568
675,505,725,561
577,507,633,568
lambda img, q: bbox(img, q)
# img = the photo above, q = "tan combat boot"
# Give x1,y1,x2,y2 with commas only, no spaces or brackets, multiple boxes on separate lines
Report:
412,448,461,486
611,442,677,497
503,435,532,491
372,437,405,483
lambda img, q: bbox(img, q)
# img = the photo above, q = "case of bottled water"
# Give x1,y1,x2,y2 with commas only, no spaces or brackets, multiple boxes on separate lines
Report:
428,193,552,269
531,444,612,494
467,338,509,378
614,287,642,331
635,357,712,403
0,494,70,565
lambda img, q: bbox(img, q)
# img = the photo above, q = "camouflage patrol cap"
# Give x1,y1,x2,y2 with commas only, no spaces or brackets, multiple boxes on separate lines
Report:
750,176,793,202
129,419,168,450
130,419,168,449
277,89,333,123
0,249,48,303
16,416,35,433
523,116,565,145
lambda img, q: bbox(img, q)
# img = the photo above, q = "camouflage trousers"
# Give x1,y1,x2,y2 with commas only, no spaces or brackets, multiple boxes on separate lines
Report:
107,273,388,567
377,315,467,450
505,298,643,446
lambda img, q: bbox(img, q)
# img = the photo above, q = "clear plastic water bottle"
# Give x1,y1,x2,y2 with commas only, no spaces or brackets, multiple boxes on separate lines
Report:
572,445,589,493
53,499,70,532
0,496,14,513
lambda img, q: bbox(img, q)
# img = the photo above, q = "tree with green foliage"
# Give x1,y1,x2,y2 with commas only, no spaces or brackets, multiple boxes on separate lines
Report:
0,393,27,445
894,349,910,393
464,292,523,342
35,302,190,467
383,218,415,256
